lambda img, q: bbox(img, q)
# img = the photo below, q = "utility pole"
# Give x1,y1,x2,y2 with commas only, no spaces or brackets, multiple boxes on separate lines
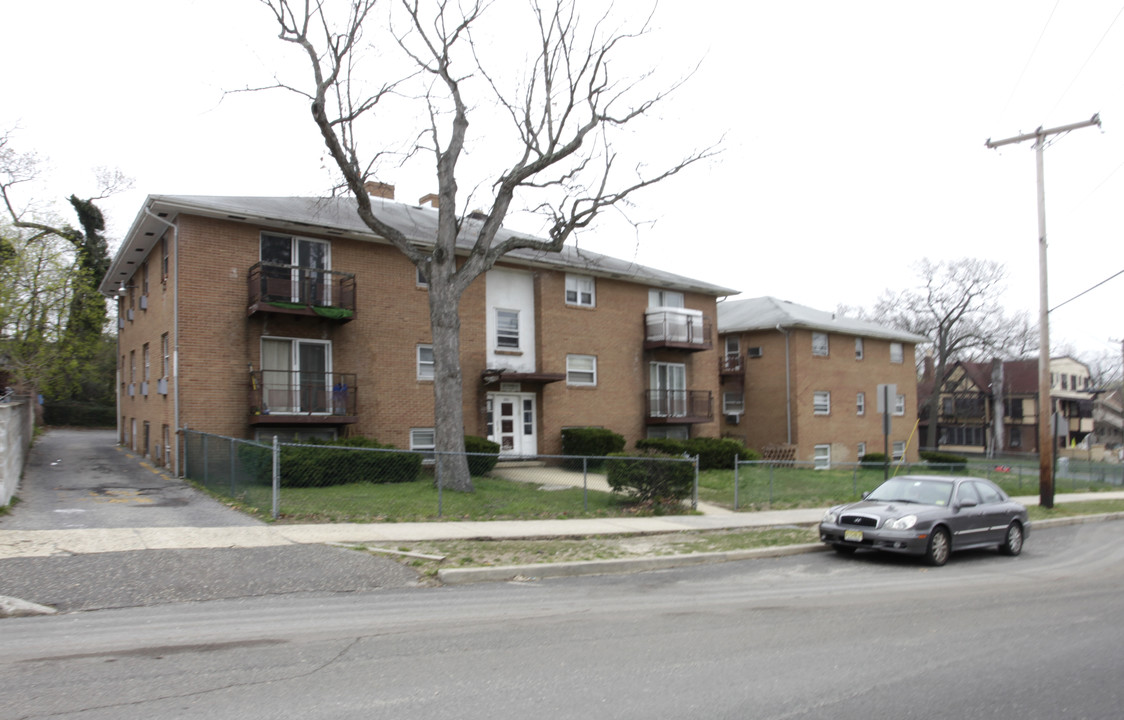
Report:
986,114,1101,509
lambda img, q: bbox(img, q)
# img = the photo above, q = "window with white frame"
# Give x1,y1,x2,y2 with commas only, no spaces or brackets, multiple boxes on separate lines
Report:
565,274,595,307
812,332,829,357
161,333,170,378
813,391,831,415
858,442,867,459
857,392,865,415
410,428,435,458
894,393,906,416
495,309,520,349
723,392,744,414
566,354,597,386
855,337,864,360
417,344,434,380
814,444,831,469
416,266,428,287
890,342,904,364
892,441,905,462
648,289,684,308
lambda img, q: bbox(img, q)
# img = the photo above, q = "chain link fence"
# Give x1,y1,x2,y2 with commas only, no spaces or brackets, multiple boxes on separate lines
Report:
181,430,698,522
730,457,1124,510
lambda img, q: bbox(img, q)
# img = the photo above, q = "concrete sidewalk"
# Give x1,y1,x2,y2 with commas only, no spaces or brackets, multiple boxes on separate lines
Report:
3,492,1122,560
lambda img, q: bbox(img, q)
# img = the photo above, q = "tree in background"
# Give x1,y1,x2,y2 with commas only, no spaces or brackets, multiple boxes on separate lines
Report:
864,258,1035,451
0,132,127,406
259,0,716,491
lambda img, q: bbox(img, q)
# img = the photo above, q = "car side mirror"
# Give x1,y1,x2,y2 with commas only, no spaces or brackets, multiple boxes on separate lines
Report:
861,491,871,499
958,498,977,509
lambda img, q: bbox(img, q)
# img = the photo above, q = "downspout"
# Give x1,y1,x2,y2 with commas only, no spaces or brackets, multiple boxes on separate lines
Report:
143,208,180,476
776,324,792,444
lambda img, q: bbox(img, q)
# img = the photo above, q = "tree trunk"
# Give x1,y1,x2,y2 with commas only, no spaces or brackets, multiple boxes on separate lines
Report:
428,273,473,492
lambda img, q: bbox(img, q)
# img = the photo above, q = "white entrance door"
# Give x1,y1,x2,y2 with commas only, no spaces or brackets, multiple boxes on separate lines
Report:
488,393,537,457
649,362,687,417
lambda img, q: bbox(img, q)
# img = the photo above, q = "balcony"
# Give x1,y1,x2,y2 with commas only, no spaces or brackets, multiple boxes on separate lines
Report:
249,370,358,425
719,353,743,375
645,389,713,425
247,262,356,321
644,308,712,351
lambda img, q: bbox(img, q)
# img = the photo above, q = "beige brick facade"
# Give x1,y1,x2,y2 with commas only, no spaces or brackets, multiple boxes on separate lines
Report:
107,196,728,471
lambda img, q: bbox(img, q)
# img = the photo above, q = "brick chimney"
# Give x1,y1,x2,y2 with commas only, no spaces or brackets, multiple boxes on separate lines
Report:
364,181,395,200
419,193,439,208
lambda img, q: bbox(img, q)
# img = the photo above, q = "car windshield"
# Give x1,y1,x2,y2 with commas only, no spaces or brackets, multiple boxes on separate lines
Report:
866,477,953,506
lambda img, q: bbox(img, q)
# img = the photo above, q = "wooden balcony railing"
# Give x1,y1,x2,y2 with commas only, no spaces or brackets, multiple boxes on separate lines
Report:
249,370,358,424
644,389,713,424
247,262,356,321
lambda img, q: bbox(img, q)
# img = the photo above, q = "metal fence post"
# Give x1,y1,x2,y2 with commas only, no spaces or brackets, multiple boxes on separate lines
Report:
271,435,280,520
852,463,858,497
203,434,209,486
436,454,443,518
692,455,699,511
229,437,236,495
733,455,739,511
769,463,775,505
582,456,589,512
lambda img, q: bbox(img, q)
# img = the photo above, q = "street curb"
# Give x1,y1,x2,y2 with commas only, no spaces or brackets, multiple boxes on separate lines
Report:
0,595,58,618
437,512,1124,585
437,543,829,585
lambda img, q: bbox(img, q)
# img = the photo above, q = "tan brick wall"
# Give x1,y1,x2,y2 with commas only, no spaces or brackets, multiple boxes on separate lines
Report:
719,328,920,464
116,213,722,465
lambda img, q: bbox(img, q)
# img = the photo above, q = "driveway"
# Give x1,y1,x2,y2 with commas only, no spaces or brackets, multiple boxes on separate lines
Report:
0,429,421,613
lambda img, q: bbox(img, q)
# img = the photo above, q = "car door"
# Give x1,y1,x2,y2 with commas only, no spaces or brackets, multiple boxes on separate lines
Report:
947,480,990,549
970,480,1011,544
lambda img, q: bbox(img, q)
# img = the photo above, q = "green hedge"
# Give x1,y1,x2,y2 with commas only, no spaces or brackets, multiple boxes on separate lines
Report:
634,436,757,470
860,452,888,468
605,450,694,505
464,435,500,475
920,450,968,470
562,427,626,457
284,437,421,487
44,401,116,427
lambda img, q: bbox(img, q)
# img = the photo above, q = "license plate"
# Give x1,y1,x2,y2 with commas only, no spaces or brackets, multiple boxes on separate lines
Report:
844,529,864,543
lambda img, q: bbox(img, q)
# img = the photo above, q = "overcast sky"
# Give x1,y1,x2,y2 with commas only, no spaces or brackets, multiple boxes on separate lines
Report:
2,1,1121,361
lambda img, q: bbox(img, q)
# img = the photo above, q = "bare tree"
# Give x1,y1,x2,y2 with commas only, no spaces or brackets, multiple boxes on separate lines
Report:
260,0,715,491
868,258,1035,450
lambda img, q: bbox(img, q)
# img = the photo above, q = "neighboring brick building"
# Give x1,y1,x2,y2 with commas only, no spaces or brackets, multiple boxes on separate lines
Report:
919,356,1096,455
99,193,734,473
716,297,927,467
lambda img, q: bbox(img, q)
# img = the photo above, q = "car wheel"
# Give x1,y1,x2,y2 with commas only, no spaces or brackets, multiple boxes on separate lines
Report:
999,521,1024,556
924,527,950,567
833,544,857,555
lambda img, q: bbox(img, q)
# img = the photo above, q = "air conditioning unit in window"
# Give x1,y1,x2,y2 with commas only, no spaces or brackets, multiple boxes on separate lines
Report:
725,414,740,425
747,347,763,358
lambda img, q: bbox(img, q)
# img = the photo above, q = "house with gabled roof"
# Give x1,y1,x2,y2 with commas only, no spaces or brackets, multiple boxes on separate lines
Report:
919,356,1096,455
98,188,735,473
716,297,927,467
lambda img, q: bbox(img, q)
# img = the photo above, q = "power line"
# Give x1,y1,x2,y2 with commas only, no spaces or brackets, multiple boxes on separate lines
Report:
1046,4,1124,121
1000,0,1060,122
1050,267,1124,313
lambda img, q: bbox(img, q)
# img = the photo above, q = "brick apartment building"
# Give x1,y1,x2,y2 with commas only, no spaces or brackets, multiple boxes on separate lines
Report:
919,356,1096,455
99,193,735,473
716,297,927,467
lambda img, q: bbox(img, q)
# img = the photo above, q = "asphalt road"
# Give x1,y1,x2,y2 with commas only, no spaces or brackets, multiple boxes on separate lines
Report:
0,429,421,610
2,521,1123,720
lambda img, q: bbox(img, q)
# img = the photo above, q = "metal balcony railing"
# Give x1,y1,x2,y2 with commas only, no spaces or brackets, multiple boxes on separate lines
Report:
643,309,712,351
644,389,713,424
249,370,357,423
248,262,356,320
719,353,743,374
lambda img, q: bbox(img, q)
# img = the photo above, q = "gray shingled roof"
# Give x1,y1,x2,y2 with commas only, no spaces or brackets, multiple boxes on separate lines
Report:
100,194,738,297
717,296,929,344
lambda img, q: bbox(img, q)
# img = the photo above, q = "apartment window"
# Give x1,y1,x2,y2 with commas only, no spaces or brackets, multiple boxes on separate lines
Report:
814,444,831,470
417,344,434,380
1061,375,1069,390
892,441,905,462
260,337,332,414
812,332,829,357
161,237,169,283
890,342,904,364
565,274,595,307
648,289,684,308
495,309,520,349
855,338,864,360
857,392,865,415
813,391,831,415
143,344,150,382
161,333,170,378
566,354,597,386
260,232,331,305
410,428,435,458
416,266,428,287
723,392,744,415
894,393,906,416
141,261,149,297
129,350,136,383
857,442,867,459
1010,426,1022,448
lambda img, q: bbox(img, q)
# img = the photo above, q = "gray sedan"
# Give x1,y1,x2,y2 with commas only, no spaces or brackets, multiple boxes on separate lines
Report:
819,474,1028,566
